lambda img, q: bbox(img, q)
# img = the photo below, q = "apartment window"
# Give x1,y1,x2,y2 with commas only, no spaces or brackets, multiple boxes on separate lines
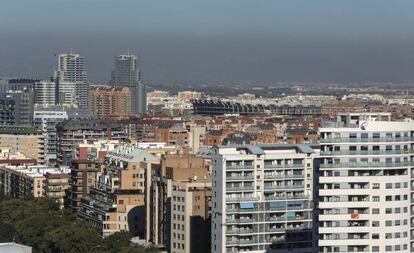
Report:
372,221,379,227
372,208,380,214
395,208,401,213
349,146,357,151
372,183,380,189
385,208,392,214
372,246,379,252
372,196,380,202
372,234,379,239
386,145,392,151
385,246,392,252
395,232,401,238
386,183,392,189
385,196,392,201
361,133,368,139
385,233,392,239
395,220,401,226
395,195,400,201
385,220,392,226
395,245,401,251
396,182,401,188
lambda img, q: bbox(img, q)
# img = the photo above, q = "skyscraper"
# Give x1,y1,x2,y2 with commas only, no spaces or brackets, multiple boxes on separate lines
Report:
212,144,318,253
54,53,89,110
110,54,146,114
318,113,414,253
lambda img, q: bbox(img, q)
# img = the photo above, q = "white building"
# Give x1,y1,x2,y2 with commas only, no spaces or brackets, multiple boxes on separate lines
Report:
212,144,318,253
33,109,68,165
318,113,414,253
34,80,56,105
54,53,88,109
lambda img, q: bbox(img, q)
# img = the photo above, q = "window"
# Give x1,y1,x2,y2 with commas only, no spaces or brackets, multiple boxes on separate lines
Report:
385,246,392,252
385,196,392,201
385,233,392,239
386,208,392,214
372,221,379,227
372,208,380,214
372,234,379,239
385,220,392,226
386,183,392,189
372,246,380,252
372,183,380,189
372,196,380,202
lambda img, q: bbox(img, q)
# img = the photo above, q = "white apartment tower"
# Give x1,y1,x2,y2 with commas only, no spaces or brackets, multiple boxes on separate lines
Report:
319,113,414,253
54,53,88,110
212,144,318,253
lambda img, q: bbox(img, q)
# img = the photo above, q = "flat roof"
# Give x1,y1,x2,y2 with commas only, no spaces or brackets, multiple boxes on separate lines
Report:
215,144,316,155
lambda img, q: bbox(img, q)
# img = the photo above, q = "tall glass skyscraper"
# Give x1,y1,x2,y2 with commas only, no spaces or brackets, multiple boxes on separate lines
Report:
110,54,146,114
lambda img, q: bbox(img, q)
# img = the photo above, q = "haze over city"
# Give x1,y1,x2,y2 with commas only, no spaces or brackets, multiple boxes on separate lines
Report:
1,0,414,83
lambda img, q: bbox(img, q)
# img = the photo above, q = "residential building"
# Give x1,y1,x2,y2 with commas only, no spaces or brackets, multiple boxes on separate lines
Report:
170,180,212,253
0,79,36,126
0,148,36,166
34,80,56,105
0,126,44,164
33,108,69,165
56,119,127,166
54,53,89,109
0,165,70,199
88,86,132,118
318,113,414,253
177,91,202,100
78,147,157,237
155,124,189,147
44,171,70,208
212,144,318,253
66,160,101,210
110,54,146,114
148,154,210,251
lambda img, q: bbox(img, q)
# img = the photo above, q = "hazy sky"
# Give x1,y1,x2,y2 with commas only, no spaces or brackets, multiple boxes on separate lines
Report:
1,0,414,83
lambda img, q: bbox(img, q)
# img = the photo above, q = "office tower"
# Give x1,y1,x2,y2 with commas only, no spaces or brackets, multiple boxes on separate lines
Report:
318,113,414,253
54,53,89,109
0,79,35,125
212,144,318,253
87,86,132,118
110,54,146,114
34,81,56,105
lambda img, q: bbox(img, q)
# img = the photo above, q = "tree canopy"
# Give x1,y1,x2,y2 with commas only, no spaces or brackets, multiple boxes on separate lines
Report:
0,197,158,253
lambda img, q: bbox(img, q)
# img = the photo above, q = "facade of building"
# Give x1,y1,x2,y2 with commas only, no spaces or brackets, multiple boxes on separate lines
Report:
65,160,101,210
44,171,70,208
148,154,210,251
56,119,127,166
0,165,70,200
110,54,146,114
33,109,69,165
78,147,157,237
170,180,212,253
88,86,132,118
0,79,35,126
34,80,56,105
0,126,45,164
54,53,89,109
318,113,414,253
212,144,318,253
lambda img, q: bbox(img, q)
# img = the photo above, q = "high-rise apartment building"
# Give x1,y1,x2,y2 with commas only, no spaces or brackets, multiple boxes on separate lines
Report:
318,113,414,253
110,54,146,114
34,81,56,105
212,144,318,253
54,53,89,109
0,79,35,125
87,86,132,118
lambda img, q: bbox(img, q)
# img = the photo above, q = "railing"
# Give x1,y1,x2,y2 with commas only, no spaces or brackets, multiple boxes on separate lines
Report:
320,161,414,168
321,150,412,156
320,136,414,143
